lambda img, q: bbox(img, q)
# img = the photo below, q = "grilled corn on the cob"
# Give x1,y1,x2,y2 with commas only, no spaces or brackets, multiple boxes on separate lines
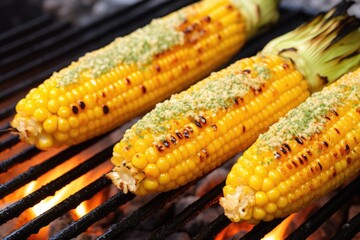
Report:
107,2,360,195
221,67,360,224
11,0,279,149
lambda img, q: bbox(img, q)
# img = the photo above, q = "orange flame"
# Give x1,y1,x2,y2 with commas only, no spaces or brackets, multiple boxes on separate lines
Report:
215,222,253,240
262,214,296,240
1,152,112,239
216,214,297,240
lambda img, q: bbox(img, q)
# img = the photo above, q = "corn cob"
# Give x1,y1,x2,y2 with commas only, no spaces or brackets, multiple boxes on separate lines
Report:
107,2,360,195
10,0,279,150
220,67,360,224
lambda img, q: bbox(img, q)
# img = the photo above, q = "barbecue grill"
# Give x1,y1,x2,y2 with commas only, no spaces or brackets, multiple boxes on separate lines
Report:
0,1,359,239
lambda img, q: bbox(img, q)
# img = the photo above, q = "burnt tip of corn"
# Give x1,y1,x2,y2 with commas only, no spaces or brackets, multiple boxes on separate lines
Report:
326,0,355,18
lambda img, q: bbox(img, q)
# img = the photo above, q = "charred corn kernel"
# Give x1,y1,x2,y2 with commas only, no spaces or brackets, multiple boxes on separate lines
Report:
107,2,360,196
12,0,279,149
221,67,360,224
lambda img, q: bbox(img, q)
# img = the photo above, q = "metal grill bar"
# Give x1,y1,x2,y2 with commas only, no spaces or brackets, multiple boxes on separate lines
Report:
0,62,65,102
0,106,15,120
242,218,285,240
1,3,358,240
0,137,100,199
331,212,360,240
0,145,112,225
0,136,20,152
286,176,360,240
192,213,284,240
0,0,152,68
4,176,112,240
193,214,231,240
50,189,135,240
0,146,40,173
0,1,140,71
99,182,193,240
0,14,53,45
148,181,225,240
0,21,70,58
0,123,11,137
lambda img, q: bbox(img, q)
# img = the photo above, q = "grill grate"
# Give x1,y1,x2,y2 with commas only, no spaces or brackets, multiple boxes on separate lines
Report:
0,14,53,46
4,176,112,240
0,1,359,240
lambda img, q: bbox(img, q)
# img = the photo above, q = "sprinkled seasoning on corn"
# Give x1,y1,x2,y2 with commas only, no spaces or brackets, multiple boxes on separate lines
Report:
11,0,279,149
221,67,360,224
107,2,360,195
124,64,271,143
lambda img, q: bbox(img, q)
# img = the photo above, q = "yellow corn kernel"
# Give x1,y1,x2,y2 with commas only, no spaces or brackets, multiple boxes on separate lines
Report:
144,163,160,178
255,191,268,206
108,54,309,195
157,157,170,173
108,2,360,197
132,153,147,169
43,116,58,134
14,0,276,149
143,178,159,191
221,68,360,223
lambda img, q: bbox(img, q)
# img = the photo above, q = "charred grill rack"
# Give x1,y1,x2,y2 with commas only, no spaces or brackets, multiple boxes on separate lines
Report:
0,0,359,239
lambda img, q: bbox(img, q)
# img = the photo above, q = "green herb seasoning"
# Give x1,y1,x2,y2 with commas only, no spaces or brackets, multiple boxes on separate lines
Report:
55,13,185,87
258,77,360,151
125,64,271,142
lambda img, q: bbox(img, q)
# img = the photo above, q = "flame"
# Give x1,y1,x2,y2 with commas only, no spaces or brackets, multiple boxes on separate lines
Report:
262,214,296,240
1,152,112,239
216,214,297,240
27,158,112,218
215,222,253,240
75,202,88,218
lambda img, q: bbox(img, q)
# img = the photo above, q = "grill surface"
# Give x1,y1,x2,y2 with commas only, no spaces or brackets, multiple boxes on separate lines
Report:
0,1,359,240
